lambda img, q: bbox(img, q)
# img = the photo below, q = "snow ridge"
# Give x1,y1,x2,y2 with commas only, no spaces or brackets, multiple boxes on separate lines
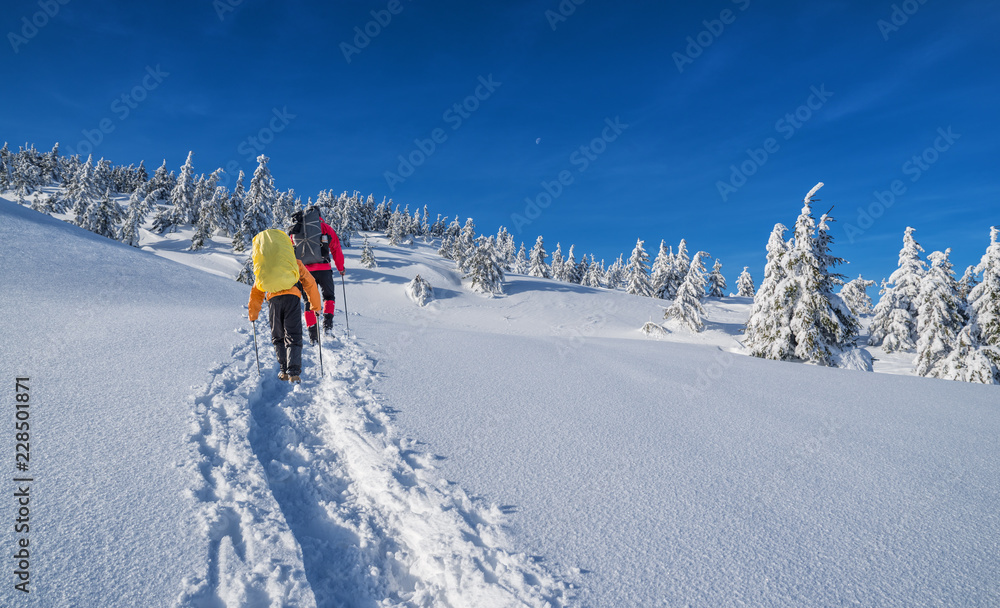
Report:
180,326,570,607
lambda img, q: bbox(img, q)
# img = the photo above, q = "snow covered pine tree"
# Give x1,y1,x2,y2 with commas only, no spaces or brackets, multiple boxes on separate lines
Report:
840,275,876,317
406,274,434,306
960,226,1000,383
664,251,710,332
744,224,790,359
360,235,378,268
529,236,550,279
744,183,859,366
869,227,926,352
624,238,652,297
914,249,967,378
736,266,755,297
465,236,505,295
706,259,726,298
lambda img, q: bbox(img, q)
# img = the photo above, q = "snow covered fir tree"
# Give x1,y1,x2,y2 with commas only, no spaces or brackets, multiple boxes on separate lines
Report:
80,187,123,239
870,227,926,353
952,227,1000,383
360,235,378,268
840,275,876,316
406,274,434,306
736,266,756,297
968,228,1000,354
743,224,791,360
464,235,506,296
513,243,530,274
529,236,550,278
624,239,652,297
663,251,709,332
706,259,726,298
913,249,967,378
743,183,860,367
649,240,673,299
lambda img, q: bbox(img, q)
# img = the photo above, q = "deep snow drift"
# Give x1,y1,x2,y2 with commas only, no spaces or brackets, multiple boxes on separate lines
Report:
2,196,999,607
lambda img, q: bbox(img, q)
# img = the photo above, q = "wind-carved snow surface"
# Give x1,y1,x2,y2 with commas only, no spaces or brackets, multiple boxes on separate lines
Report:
179,328,570,607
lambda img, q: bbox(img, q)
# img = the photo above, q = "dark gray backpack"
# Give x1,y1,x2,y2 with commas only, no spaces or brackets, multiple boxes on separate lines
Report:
289,206,325,265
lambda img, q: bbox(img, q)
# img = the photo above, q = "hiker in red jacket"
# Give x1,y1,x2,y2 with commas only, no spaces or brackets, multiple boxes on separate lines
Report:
289,207,346,343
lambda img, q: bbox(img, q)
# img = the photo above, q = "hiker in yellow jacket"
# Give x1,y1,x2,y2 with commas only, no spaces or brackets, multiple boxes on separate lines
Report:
248,229,322,382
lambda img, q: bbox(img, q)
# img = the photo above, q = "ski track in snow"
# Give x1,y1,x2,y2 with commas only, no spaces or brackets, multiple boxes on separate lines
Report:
177,326,571,608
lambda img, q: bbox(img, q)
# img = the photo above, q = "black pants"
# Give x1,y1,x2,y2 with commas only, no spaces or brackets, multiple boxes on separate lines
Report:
304,269,337,329
313,268,337,304
269,294,304,376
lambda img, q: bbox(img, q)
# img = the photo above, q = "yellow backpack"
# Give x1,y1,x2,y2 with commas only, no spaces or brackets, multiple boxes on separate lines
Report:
251,229,299,293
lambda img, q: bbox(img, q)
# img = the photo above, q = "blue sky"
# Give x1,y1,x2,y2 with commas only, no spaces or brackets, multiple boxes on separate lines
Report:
3,0,998,287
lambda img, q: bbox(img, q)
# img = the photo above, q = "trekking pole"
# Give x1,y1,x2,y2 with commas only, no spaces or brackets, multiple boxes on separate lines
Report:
315,311,324,378
251,320,261,376
341,274,350,333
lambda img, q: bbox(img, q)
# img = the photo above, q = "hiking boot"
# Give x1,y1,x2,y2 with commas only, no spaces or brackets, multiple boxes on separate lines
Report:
277,372,290,382
323,313,334,331
288,375,301,383
307,324,318,344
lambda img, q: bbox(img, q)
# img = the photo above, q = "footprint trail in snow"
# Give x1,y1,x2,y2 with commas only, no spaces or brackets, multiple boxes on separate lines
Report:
177,327,572,607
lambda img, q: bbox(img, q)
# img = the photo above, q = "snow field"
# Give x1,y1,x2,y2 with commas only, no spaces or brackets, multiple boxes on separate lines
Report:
0,199,248,608
368,327,1000,607
341,233,1000,607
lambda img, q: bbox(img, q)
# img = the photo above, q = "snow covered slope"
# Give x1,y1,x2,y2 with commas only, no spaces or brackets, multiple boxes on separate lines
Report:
2,198,998,607
347,235,1000,607
0,201,570,607
0,199,248,606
